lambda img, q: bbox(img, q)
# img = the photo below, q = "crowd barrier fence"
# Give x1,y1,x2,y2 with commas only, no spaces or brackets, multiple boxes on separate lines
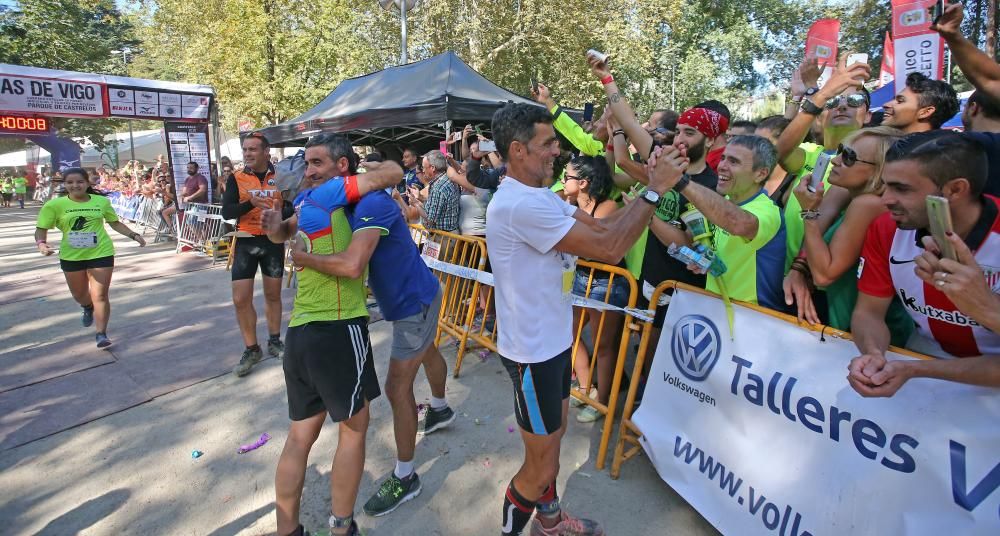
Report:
569,260,639,470
409,225,497,377
175,202,231,256
107,193,177,243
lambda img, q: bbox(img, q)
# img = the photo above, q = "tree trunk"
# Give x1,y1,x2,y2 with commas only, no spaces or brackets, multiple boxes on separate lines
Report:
971,0,983,46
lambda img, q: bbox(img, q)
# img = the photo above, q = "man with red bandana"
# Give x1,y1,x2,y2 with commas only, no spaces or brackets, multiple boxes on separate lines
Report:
697,100,732,172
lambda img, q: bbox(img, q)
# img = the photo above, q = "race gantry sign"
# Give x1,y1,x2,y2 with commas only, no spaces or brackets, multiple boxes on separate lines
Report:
0,64,214,123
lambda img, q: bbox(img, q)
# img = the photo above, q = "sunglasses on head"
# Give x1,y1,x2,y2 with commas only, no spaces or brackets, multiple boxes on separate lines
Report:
825,93,868,109
837,144,878,167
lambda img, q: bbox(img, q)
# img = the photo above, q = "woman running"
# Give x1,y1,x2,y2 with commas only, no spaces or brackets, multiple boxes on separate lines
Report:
34,167,146,349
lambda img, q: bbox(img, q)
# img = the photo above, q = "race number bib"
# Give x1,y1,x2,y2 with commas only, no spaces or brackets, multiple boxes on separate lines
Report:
560,252,576,303
67,231,97,249
423,239,441,260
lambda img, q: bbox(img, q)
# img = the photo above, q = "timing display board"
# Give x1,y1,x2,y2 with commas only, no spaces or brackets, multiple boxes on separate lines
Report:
0,114,51,134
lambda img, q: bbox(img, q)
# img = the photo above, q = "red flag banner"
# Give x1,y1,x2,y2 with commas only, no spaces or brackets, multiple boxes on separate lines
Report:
880,31,896,88
806,19,840,87
890,0,945,93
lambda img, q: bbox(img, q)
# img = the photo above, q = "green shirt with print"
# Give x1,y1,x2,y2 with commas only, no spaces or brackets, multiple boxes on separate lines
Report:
37,194,119,261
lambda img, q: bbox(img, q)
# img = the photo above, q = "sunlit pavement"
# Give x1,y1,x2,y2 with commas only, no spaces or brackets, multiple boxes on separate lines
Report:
0,204,716,535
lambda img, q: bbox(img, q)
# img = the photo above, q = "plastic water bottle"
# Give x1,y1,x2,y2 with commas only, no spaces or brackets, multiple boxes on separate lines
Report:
667,243,726,277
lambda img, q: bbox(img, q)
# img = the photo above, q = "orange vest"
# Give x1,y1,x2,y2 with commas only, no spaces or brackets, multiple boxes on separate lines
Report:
234,165,282,235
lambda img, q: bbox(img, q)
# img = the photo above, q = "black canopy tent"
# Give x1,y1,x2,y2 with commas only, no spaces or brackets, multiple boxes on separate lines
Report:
255,51,581,151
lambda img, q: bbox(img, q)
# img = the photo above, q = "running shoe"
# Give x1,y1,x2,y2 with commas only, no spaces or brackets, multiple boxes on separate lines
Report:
267,338,285,359
570,387,596,409
233,347,263,377
419,406,456,435
576,405,603,423
362,472,422,516
96,332,112,349
81,306,94,327
529,510,605,536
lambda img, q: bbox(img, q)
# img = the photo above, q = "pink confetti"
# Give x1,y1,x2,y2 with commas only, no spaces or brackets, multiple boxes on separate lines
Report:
238,433,271,454
507,426,515,433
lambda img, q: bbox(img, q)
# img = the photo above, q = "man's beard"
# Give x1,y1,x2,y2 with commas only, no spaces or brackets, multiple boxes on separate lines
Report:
686,138,707,163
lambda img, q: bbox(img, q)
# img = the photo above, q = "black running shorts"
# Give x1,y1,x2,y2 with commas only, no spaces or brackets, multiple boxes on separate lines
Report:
282,318,381,423
501,348,572,436
231,235,284,281
60,255,115,272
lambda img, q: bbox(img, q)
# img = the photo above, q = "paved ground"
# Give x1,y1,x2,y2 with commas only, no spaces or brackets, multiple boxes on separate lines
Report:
0,204,719,535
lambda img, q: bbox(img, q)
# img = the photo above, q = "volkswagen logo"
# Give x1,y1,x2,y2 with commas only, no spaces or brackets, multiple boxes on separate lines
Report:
671,315,721,382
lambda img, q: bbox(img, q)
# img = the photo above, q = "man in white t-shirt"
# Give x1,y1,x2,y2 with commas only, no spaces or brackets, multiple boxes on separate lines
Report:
487,102,684,536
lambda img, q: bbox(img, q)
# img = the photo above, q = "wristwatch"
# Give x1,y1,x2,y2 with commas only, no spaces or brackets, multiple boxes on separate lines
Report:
800,97,823,116
673,175,691,193
639,188,661,206
804,87,820,98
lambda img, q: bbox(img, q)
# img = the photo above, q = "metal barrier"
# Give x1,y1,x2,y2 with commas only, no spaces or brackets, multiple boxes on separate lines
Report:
175,202,230,255
409,225,498,377
108,193,177,243
569,260,639,471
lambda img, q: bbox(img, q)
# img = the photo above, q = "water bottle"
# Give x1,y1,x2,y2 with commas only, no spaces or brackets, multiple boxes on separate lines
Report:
667,243,726,277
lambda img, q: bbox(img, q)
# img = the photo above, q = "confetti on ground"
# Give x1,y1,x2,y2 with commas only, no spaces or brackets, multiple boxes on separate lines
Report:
237,433,271,454
191,450,203,459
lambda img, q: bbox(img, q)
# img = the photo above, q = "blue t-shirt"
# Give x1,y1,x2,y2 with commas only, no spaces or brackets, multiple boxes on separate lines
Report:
349,190,440,320
293,175,359,235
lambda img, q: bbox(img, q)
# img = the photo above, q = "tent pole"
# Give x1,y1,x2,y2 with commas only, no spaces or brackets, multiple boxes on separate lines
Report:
128,120,136,163
400,5,408,65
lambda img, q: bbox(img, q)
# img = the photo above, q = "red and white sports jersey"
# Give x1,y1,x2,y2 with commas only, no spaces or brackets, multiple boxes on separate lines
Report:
858,196,1000,358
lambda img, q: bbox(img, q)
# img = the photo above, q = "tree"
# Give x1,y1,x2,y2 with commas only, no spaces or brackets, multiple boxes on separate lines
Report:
0,0,139,148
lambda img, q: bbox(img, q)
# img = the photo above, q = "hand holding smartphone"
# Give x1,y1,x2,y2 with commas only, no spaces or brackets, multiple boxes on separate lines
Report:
808,152,833,193
926,195,957,261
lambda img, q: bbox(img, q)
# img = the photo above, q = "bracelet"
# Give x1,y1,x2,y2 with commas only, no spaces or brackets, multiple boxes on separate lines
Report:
800,209,821,220
790,95,803,104
601,75,614,85
673,175,691,193
613,129,625,137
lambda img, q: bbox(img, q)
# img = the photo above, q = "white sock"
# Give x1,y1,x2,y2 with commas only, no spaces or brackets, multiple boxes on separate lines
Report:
430,396,447,410
394,459,414,479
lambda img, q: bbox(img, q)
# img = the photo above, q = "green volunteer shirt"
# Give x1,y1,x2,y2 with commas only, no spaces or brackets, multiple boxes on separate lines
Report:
0,182,12,194
707,190,786,310
37,194,119,261
13,177,27,193
784,142,833,272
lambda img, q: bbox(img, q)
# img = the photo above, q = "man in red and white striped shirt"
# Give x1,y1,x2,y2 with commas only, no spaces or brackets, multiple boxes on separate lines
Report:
849,131,1000,397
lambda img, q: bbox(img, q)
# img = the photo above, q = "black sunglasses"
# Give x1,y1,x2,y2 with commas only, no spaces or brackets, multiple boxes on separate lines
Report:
837,144,877,167
825,93,868,109
562,174,582,182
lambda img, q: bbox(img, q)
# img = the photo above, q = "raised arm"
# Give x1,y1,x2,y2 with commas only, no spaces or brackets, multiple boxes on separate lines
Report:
588,56,654,160
355,160,403,195
933,2,1000,100
532,83,604,156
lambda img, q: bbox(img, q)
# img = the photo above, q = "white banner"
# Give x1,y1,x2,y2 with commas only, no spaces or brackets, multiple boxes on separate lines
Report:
0,74,105,116
632,289,1000,536
893,34,943,94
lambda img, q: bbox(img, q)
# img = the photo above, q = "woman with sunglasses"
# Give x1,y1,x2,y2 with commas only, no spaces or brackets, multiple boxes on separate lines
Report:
786,126,913,345
561,155,629,423
35,167,146,349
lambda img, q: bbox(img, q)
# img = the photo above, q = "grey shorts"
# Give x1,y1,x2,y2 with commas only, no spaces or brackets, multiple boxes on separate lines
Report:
391,288,443,360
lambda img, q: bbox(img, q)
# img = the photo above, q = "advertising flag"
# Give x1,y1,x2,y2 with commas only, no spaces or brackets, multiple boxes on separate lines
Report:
890,0,945,94
805,19,840,87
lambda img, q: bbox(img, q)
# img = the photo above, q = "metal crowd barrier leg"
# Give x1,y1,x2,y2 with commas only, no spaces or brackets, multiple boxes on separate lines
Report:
611,280,677,479
568,260,639,471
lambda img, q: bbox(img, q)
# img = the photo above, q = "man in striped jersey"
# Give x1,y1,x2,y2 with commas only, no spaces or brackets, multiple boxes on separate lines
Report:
849,131,1000,397
263,133,402,536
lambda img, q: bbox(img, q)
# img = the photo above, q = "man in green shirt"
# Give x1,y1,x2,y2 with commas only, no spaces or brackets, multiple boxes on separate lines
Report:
776,55,872,271
13,175,27,209
649,135,787,310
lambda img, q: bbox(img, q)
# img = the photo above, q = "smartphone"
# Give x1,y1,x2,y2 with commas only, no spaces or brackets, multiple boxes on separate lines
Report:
439,140,448,155
531,77,539,95
478,139,497,152
846,53,869,66
926,195,957,261
808,152,833,193
932,0,945,23
586,49,611,65
583,102,595,123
